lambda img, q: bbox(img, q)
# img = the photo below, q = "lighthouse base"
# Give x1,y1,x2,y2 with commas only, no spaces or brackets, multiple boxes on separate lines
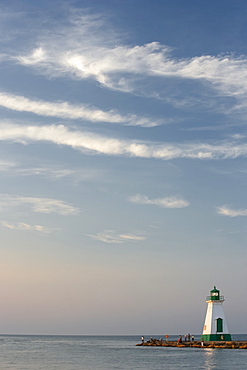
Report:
201,334,232,341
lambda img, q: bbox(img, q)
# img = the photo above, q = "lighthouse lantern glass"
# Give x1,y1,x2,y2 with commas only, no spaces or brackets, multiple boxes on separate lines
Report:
210,286,220,301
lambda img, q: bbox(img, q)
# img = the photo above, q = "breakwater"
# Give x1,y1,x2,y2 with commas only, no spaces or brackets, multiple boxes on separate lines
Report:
136,339,247,349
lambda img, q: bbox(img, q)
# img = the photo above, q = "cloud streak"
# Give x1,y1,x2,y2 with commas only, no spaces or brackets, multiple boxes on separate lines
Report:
16,165,103,182
1,122,247,160
0,160,16,171
0,158,104,182
217,206,247,217
0,194,79,215
1,221,59,233
87,230,146,244
128,194,190,208
0,92,160,127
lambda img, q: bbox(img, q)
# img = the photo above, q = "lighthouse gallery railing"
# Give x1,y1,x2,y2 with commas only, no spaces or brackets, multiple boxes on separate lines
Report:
206,295,224,301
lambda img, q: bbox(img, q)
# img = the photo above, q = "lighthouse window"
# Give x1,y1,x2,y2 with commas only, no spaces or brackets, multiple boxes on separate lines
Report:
211,292,218,296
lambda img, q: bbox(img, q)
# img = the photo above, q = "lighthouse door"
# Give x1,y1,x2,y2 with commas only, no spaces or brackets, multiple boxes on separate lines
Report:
216,318,223,332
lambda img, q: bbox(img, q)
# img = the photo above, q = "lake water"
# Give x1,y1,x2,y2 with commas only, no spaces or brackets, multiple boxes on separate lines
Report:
0,334,247,369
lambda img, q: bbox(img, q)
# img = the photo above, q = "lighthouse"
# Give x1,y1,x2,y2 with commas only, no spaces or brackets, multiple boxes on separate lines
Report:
201,286,231,341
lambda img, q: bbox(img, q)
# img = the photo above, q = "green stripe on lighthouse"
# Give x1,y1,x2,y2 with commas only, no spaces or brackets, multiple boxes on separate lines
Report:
201,334,232,341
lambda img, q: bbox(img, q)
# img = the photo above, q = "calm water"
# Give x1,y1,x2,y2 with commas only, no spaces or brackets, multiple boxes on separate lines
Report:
0,334,247,369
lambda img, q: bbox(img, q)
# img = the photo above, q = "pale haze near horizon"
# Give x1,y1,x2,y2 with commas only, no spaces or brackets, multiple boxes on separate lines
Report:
0,0,246,335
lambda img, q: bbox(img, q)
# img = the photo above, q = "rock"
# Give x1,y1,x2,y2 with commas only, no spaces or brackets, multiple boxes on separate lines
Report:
136,340,247,349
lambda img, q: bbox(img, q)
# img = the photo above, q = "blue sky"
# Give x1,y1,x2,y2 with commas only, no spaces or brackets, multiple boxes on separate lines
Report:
0,0,247,335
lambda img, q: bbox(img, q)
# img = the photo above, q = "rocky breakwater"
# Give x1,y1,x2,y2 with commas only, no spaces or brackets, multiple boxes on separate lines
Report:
136,338,247,349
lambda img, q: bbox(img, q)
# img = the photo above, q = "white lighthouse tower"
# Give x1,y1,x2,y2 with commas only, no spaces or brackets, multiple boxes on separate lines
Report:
201,286,231,341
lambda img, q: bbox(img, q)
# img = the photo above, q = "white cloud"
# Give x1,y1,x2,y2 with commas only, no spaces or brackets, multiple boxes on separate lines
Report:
1,221,59,233
82,48,247,104
217,206,247,217
0,194,79,215
229,134,246,140
118,234,146,241
10,8,247,108
17,47,46,65
0,92,160,127
86,230,146,244
1,122,247,160
0,160,16,171
128,194,189,208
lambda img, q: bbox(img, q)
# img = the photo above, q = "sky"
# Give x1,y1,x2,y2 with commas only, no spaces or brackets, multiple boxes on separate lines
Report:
0,0,247,335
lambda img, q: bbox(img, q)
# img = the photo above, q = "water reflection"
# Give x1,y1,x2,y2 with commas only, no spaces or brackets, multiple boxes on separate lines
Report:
203,348,216,370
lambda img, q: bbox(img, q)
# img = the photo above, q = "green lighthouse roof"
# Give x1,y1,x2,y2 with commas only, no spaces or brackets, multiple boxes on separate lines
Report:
211,286,219,293
209,286,220,301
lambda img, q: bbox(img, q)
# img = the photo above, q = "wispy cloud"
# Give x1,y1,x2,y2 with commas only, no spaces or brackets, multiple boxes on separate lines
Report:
0,92,160,127
0,194,79,215
229,134,246,140
8,8,247,110
86,230,146,244
1,122,247,160
217,205,247,217
1,221,60,233
17,165,104,182
0,160,16,171
118,234,146,241
14,36,247,98
0,158,104,182
17,47,46,65
216,227,247,235
128,194,189,208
